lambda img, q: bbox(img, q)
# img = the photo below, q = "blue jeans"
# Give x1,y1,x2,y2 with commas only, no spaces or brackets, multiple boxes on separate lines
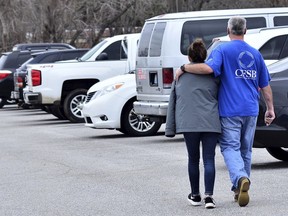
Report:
183,132,219,196
219,116,257,190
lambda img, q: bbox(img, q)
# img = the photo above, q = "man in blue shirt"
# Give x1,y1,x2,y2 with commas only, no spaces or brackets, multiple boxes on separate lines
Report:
175,16,275,207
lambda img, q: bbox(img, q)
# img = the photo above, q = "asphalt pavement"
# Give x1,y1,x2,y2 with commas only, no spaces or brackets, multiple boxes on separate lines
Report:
0,105,288,216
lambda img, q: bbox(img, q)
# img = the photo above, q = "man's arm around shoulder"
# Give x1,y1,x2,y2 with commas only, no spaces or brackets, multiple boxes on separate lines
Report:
175,63,213,80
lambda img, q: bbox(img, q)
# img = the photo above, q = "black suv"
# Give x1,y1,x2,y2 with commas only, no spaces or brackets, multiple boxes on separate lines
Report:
0,43,76,108
12,49,89,107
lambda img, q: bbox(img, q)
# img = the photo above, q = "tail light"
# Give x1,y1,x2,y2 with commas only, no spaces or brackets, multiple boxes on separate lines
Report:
31,69,41,86
162,68,174,88
0,70,12,80
17,76,23,88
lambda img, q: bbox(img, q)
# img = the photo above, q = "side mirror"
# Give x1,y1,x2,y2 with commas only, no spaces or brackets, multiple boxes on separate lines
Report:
96,52,108,61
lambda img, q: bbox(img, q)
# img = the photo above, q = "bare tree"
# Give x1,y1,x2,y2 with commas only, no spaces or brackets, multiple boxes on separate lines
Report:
0,0,288,51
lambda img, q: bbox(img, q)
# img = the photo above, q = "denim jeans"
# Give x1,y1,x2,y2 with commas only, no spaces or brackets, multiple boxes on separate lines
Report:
183,132,219,196
219,116,257,190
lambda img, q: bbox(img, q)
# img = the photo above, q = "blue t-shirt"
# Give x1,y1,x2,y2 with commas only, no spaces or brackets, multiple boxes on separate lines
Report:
206,40,270,117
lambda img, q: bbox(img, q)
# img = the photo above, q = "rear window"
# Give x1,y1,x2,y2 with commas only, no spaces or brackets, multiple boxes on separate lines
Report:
150,22,166,57
181,17,266,55
37,54,59,63
138,22,166,57
59,50,87,61
138,23,155,57
17,53,33,67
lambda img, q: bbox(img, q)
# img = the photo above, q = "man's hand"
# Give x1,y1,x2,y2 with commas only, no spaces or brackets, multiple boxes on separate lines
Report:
175,68,184,81
261,85,275,126
264,110,275,126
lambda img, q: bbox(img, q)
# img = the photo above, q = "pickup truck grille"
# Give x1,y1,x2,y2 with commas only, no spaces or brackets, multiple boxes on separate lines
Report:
85,91,96,103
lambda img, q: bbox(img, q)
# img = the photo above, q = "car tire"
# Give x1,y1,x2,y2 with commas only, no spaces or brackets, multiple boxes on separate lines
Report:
266,147,288,161
63,89,87,123
49,105,67,120
120,100,162,136
0,97,7,108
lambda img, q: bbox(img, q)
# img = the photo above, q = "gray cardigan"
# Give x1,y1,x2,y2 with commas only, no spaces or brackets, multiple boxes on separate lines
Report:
165,72,221,137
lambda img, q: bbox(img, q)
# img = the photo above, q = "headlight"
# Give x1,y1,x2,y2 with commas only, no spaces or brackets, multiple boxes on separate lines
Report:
92,82,124,99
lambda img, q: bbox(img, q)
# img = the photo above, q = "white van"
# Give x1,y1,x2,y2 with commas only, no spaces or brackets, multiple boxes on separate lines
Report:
134,7,288,121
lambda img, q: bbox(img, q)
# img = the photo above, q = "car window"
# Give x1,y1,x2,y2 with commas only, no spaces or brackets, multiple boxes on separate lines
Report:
16,53,33,68
80,40,107,61
274,16,288,26
38,54,59,63
245,17,267,29
260,35,288,60
138,23,155,57
280,36,288,59
181,19,228,54
150,22,166,57
100,40,122,60
59,52,77,61
59,50,88,61
181,17,266,55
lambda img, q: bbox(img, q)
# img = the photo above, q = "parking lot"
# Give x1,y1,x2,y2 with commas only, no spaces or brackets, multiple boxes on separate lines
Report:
1,105,288,216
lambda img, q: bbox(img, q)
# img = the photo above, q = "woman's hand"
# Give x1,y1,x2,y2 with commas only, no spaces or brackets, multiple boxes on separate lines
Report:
175,68,184,81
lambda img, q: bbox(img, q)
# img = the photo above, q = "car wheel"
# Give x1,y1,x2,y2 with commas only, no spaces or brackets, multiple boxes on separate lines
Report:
266,147,288,161
63,89,87,123
0,97,7,108
120,100,162,136
50,105,67,120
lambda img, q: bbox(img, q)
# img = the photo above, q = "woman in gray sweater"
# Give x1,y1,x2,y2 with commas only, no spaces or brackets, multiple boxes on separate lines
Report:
165,38,221,209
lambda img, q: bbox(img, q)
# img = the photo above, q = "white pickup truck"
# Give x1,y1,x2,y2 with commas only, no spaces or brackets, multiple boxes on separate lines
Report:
24,33,140,123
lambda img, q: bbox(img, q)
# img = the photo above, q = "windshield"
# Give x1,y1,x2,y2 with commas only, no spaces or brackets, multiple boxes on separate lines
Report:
79,40,107,61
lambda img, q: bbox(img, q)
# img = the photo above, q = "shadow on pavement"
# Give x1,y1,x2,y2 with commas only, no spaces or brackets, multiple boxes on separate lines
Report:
252,161,288,170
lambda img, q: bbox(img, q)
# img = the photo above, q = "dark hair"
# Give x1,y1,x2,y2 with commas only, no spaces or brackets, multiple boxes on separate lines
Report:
187,38,207,63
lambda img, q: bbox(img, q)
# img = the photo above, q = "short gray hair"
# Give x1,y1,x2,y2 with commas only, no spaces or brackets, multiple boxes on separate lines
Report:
228,16,247,35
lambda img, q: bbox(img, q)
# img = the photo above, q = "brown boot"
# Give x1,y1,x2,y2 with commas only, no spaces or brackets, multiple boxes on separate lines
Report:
237,177,250,207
